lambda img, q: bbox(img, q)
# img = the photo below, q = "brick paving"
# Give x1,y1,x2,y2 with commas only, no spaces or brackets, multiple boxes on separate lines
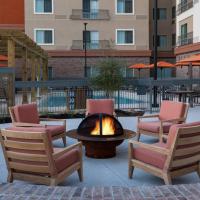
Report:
0,183,200,200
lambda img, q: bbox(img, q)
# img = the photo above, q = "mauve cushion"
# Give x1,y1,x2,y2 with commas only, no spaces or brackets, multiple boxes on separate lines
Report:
45,125,65,137
13,103,40,124
133,142,167,169
159,101,186,121
86,99,114,115
55,149,80,173
138,121,172,133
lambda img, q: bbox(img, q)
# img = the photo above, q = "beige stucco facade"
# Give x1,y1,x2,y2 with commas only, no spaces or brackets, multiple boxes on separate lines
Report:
25,0,149,51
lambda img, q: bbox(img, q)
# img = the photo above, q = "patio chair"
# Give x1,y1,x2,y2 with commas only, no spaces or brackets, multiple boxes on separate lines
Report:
0,127,83,186
128,121,200,184
86,99,116,116
137,101,189,141
9,103,67,146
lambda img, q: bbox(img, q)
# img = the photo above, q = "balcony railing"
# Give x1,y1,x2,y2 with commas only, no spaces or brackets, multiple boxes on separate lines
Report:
177,32,193,46
70,9,110,20
71,40,111,50
177,0,193,15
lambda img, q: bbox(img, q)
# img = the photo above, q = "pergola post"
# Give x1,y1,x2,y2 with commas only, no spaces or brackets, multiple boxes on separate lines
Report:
31,55,37,102
22,48,28,104
42,58,48,81
7,38,15,106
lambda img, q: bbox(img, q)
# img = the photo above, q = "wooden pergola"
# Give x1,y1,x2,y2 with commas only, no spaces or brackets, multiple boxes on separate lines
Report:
0,29,48,105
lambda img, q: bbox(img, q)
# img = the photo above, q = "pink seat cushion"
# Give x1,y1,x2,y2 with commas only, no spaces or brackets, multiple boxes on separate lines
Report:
138,121,172,133
86,99,114,115
159,101,186,121
13,103,40,124
45,125,65,137
55,149,80,173
133,142,167,169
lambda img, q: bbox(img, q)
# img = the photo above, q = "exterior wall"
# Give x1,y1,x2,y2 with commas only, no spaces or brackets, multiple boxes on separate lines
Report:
149,0,176,52
179,16,193,33
25,0,149,51
49,56,150,79
0,0,24,28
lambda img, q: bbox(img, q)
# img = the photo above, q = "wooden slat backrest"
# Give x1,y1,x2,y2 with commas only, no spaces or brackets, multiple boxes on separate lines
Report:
0,129,57,176
169,125,200,169
9,107,16,123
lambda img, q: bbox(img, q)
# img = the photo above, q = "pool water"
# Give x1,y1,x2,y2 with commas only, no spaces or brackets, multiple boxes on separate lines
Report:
40,95,145,107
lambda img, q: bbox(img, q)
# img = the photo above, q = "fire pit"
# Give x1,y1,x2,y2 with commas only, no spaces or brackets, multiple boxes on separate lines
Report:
66,113,135,158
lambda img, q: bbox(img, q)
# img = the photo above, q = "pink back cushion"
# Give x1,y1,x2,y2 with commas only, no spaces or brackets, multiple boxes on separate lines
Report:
159,101,186,121
166,121,200,149
86,99,114,115
13,103,40,124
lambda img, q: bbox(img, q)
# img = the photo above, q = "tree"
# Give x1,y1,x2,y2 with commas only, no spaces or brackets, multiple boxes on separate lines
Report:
90,58,124,98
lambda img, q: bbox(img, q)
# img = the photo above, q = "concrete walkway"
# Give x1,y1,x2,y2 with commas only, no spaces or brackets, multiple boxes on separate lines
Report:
0,107,200,187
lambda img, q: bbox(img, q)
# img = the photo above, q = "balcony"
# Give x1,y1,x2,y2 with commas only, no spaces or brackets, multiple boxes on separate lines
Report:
177,32,193,46
177,0,193,15
70,9,110,20
71,40,111,50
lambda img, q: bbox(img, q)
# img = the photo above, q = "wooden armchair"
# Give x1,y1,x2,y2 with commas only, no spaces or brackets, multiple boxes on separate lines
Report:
0,127,83,186
129,121,200,184
137,101,189,141
9,103,67,146
86,99,116,116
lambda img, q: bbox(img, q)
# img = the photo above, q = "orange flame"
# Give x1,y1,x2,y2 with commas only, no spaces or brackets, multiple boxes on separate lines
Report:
91,117,115,136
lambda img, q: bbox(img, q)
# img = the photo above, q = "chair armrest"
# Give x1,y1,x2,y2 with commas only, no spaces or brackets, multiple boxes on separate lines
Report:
13,122,46,127
138,114,159,119
53,142,82,160
161,117,185,124
129,140,170,155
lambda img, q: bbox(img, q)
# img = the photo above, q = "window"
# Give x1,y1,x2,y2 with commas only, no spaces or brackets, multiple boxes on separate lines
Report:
35,29,54,45
35,0,53,13
116,29,134,45
172,33,176,46
158,35,167,48
83,31,99,49
116,0,133,14
172,6,176,19
48,66,53,80
153,8,167,20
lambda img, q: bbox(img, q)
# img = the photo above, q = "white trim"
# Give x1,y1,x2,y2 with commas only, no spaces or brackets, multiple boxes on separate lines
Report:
34,0,54,14
115,0,135,15
34,28,55,45
115,29,135,45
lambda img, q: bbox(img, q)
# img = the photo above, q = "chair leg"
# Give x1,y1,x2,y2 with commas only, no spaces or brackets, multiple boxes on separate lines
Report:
163,173,172,185
50,178,57,186
77,168,83,182
62,136,67,147
7,171,13,183
128,164,134,179
136,131,141,141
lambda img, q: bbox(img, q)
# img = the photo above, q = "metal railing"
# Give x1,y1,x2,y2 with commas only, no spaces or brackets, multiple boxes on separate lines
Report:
177,0,193,15
1,77,200,119
70,9,110,20
177,32,193,46
71,40,111,50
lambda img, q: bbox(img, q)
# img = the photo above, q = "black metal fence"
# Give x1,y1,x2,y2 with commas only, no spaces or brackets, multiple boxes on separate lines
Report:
1,76,200,119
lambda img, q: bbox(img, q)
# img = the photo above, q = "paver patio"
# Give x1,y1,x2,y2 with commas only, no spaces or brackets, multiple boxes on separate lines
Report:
0,107,200,187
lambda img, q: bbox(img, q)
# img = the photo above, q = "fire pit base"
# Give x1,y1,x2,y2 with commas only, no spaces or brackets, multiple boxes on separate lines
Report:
66,129,136,159
84,140,123,158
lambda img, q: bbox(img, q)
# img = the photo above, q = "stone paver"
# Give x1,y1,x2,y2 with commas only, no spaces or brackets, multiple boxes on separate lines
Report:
0,183,200,200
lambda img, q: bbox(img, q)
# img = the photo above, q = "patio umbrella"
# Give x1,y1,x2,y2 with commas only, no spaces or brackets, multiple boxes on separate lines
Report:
128,63,150,78
148,61,175,79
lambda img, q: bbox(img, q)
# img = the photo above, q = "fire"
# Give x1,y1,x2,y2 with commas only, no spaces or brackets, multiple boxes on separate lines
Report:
91,117,115,136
